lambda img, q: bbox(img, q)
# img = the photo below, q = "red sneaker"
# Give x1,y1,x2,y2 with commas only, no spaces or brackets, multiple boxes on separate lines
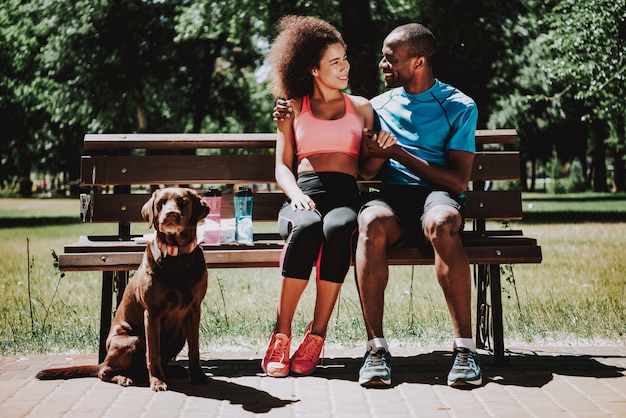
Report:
290,322,325,375
261,332,291,377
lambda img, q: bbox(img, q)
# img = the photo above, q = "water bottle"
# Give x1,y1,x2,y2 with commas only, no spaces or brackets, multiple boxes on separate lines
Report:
202,188,222,245
234,186,253,244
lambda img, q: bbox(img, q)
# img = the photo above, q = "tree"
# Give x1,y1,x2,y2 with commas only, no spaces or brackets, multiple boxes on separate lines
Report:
0,0,50,196
489,0,626,191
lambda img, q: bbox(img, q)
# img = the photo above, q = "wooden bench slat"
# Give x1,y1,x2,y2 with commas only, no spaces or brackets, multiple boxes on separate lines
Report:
472,152,520,180
60,233,541,270
84,133,278,150
58,241,541,271
465,191,523,220
81,155,277,185
62,231,537,253
81,152,519,186
83,130,517,151
474,129,518,145
80,190,523,223
80,192,285,222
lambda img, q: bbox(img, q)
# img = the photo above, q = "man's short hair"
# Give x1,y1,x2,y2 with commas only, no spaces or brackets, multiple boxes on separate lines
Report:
391,23,436,59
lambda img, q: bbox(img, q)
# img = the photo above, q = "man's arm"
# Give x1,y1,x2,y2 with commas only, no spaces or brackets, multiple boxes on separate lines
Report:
364,142,474,195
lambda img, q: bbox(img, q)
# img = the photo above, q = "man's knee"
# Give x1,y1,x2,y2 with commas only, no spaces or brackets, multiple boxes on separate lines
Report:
358,206,399,246
424,205,462,240
358,207,386,235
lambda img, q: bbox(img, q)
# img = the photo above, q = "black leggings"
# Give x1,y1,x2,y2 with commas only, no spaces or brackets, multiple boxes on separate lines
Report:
278,172,359,283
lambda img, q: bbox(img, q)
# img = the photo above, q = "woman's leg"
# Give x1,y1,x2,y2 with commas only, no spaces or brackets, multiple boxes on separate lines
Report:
311,205,357,335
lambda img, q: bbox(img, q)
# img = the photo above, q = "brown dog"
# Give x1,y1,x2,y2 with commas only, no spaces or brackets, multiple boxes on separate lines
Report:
37,187,210,391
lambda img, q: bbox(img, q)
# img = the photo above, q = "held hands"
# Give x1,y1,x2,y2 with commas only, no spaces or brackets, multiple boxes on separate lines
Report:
363,128,397,157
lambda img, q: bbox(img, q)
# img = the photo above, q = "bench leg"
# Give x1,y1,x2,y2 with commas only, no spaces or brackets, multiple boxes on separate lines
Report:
474,264,508,366
99,271,114,363
475,264,489,350
114,271,128,307
489,264,508,366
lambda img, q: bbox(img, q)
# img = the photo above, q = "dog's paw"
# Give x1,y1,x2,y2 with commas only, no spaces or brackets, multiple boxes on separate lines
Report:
114,376,134,386
150,376,168,392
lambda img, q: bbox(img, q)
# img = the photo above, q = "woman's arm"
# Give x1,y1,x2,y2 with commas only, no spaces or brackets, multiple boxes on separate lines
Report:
274,101,316,211
349,95,395,179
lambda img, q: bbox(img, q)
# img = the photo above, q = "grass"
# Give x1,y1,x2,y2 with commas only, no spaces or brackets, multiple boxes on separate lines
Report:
0,194,625,356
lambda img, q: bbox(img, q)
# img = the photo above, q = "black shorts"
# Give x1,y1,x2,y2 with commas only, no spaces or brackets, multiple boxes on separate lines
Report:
360,186,466,249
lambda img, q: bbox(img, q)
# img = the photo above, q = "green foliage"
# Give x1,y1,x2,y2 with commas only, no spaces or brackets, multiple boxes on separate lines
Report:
488,0,626,191
2,0,625,193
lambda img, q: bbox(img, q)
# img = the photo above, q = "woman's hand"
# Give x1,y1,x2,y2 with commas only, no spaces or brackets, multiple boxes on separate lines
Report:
363,128,397,149
289,192,316,211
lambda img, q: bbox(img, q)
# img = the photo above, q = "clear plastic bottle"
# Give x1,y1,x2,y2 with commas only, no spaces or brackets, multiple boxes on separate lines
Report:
234,186,253,244
202,188,222,245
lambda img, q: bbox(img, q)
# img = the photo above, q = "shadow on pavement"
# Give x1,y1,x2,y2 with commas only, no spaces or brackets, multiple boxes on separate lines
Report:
176,348,625,392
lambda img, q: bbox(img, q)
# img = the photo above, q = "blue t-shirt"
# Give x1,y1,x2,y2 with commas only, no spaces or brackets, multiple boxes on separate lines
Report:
371,79,478,190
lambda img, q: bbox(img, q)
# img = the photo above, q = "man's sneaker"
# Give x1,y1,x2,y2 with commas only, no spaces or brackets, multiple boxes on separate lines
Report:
447,347,482,387
358,347,392,387
290,322,325,375
261,332,291,377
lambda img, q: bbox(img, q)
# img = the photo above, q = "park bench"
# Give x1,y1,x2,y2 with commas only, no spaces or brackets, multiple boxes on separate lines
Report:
58,130,542,365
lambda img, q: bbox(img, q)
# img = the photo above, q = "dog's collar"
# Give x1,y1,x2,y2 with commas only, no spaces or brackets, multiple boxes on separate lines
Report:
153,235,198,257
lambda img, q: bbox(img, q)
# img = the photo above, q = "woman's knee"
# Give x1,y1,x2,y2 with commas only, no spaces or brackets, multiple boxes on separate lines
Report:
323,207,357,236
284,210,323,234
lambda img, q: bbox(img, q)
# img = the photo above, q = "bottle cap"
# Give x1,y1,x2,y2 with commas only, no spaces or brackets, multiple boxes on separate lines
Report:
235,186,253,197
203,188,222,197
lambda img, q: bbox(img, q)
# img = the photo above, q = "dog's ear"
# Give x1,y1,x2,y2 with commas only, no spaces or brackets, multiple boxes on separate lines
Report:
189,189,211,223
141,190,159,229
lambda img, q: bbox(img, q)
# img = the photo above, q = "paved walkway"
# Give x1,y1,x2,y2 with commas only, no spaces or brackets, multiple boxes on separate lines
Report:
0,345,624,417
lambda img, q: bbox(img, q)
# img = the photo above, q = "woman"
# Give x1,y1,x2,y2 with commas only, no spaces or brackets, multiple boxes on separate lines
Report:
262,15,395,377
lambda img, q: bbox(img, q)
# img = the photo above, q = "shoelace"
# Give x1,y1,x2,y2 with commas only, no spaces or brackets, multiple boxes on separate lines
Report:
299,335,324,361
454,349,474,368
366,349,386,367
269,338,289,362
456,351,469,367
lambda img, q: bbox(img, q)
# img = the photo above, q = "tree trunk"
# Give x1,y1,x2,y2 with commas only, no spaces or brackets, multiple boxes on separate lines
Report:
588,120,608,192
339,0,379,99
613,148,625,192
18,167,33,198
529,158,537,191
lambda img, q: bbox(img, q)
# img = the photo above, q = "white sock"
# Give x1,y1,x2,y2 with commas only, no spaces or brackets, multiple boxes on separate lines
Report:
366,337,388,352
454,337,477,352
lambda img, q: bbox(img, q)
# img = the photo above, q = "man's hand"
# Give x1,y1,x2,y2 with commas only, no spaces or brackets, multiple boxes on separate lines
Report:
363,128,397,158
273,99,293,123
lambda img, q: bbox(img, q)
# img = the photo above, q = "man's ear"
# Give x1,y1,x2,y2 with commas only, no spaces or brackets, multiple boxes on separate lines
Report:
414,56,425,70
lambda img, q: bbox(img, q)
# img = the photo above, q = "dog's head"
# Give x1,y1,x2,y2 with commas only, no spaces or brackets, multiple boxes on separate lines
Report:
141,188,210,238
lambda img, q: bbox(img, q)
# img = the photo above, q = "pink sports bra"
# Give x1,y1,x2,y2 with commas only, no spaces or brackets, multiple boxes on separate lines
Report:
294,94,362,160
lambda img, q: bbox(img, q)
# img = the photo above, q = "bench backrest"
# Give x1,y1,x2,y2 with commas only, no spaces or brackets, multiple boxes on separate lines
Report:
79,130,521,233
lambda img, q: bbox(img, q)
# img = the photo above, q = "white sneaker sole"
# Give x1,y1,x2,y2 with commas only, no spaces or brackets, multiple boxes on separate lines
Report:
447,376,483,387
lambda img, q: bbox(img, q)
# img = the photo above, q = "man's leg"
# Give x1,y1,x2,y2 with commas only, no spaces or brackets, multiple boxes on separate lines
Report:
355,204,402,387
423,204,482,387
423,204,472,339
355,205,402,340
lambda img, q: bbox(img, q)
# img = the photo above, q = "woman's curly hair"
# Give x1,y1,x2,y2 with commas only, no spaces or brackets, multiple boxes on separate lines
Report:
268,15,345,99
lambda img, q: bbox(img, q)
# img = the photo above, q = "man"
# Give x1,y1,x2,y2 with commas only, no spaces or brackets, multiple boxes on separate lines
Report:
273,23,480,389
354,23,480,389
